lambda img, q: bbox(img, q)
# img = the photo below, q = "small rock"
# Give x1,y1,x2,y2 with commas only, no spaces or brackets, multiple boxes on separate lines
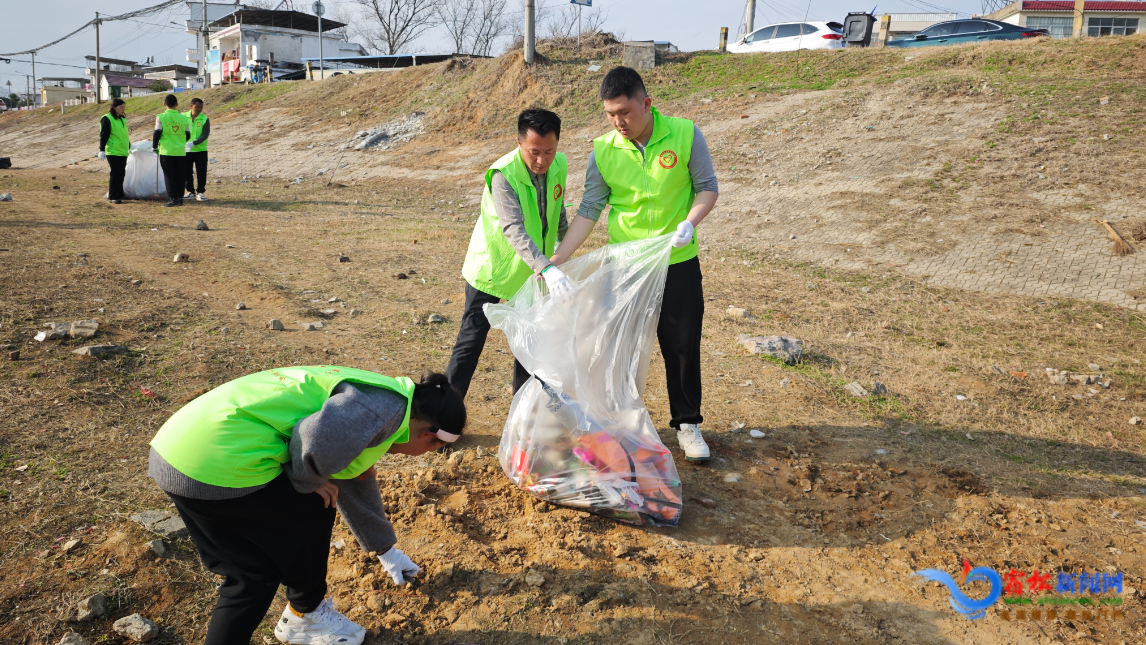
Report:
1131,417,1142,426
328,296,340,303
57,633,89,645
131,279,142,285
871,381,888,397
427,313,446,323
235,303,247,310
69,320,99,338
336,255,350,263
173,253,189,263
194,220,209,231
72,345,128,357
691,497,717,509
112,614,159,642
75,592,106,621
726,306,750,319
779,378,790,388
956,394,968,401
146,539,166,558
61,538,81,554
861,286,871,293
302,323,316,331
875,449,889,455
990,365,1005,376
349,308,361,318
723,472,742,483
730,421,745,433
806,282,816,290
1099,96,1110,105
267,319,284,331
395,273,408,280
790,234,796,239
0,193,11,202
441,299,451,305
749,429,765,439
737,335,803,363
1088,363,1101,371
524,570,546,587
311,320,325,329
129,510,188,538
844,381,869,398
1103,134,1113,141
331,539,346,550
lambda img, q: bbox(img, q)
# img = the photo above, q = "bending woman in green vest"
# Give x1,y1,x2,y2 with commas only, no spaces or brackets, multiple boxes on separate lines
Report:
97,98,130,204
447,109,574,398
148,367,466,645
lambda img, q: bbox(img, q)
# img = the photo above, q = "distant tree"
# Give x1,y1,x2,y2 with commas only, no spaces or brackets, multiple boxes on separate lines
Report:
352,0,439,55
147,79,172,93
545,3,607,39
436,0,508,56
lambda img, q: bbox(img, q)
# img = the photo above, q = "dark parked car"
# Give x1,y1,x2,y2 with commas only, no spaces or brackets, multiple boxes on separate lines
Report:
886,19,1049,48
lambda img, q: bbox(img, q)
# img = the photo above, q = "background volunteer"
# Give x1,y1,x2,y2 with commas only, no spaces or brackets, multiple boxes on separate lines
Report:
447,109,574,398
184,97,211,202
148,368,466,645
97,98,129,204
553,66,719,463
152,94,190,208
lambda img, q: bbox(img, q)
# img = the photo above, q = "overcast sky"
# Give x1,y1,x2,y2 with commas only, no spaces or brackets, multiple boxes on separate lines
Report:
1,0,983,100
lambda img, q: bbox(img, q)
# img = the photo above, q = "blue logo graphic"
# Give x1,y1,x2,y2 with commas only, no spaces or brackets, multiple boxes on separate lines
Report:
914,560,1003,620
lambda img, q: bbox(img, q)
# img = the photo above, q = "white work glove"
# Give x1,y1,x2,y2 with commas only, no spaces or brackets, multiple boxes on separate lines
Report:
185,142,193,153
378,547,421,586
672,220,695,248
542,265,575,303
97,151,106,160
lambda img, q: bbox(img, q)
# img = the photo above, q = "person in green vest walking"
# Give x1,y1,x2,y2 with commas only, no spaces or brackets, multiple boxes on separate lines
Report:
183,97,211,202
552,67,719,462
148,367,466,645
447,108,574,398
97,98,130,204
151,93,191,207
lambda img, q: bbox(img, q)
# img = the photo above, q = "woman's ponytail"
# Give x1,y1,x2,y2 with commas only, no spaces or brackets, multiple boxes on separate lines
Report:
411,372,466,436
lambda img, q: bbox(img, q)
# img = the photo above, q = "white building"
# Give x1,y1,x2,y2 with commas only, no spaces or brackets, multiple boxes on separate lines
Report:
206,9,367,84
987,1,1144,39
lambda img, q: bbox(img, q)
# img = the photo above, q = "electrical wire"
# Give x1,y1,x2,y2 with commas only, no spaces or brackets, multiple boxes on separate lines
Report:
0,0,186,56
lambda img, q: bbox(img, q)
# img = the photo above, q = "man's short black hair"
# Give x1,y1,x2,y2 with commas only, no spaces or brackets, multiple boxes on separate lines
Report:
164,94,178,108
190,97,204,107
599,66,647,101
518,108,561,141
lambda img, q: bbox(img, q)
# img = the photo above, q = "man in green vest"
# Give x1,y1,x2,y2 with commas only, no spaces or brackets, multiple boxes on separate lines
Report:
447,108,574,398
183,97,211,202
552,66,719,462
151,93,191,207
148,367,466,645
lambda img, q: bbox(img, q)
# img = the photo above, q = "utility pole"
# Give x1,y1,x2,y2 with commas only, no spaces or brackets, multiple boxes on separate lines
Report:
201,0,211,88
313,1,325,81
31,51,36,107
524,0,535,64
95,12,101,104
745,0,756,34
25,75,31,108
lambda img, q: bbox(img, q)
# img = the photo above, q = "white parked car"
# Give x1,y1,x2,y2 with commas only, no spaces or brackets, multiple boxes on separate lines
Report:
729,21,845,53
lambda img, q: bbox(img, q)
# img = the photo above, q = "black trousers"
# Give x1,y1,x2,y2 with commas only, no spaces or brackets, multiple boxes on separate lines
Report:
106,155,127,201
159,155,185,203
446,282,531,398
185,150,208,194
658,257,705,428
167,473,336,645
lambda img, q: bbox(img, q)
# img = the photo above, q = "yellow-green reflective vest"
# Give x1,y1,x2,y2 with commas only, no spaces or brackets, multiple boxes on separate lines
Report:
156,108,190,157
149,366,415,488
461,149,567,301
101,114,130,157
592,107,698,265
184,110,208,153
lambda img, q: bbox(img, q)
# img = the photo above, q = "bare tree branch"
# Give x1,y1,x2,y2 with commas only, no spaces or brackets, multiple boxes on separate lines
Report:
352,0,440,55
436,0,477,54
468,0,509,57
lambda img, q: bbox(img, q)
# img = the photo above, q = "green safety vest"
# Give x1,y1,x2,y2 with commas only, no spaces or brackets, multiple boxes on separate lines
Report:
149,366,415,488
156,108,190,157
461,149,567,301
101,114,130,157
592,107,698,265
184,110,208,153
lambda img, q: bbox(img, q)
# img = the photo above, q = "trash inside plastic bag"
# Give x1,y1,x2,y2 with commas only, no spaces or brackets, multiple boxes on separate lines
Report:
118,143,166,200
486,234,683,527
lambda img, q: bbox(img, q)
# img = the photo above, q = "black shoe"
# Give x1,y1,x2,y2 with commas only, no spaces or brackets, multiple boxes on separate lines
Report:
162,200,179,207
111,199,123,204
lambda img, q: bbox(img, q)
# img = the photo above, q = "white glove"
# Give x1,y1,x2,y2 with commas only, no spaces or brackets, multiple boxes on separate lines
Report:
672,220,695,248
542,265,575,303
378,547,421,585
185,142,193,153
97,151,106,160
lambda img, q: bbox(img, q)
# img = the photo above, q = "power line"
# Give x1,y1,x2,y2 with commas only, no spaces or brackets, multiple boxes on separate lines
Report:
0,0,185,56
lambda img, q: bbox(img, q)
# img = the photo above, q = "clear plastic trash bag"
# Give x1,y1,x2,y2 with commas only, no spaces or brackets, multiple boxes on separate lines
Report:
122,143,166,200
486,234,683,527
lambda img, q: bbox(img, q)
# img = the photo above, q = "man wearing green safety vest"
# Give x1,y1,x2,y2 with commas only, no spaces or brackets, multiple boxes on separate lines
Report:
183,97,211,202
447,108,574,398
151,93,191,207
148,366,466,645
552,66,720,462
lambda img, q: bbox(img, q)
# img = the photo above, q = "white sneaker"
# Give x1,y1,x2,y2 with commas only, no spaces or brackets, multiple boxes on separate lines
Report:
676,424,710,462
196,193,208,202
184,192,196,199
274,598,365,645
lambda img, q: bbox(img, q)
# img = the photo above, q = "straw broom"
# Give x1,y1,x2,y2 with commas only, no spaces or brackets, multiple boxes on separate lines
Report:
1094,219,1134,256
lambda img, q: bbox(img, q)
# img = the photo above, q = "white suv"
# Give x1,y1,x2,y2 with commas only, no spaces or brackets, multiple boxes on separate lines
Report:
729,21,845,53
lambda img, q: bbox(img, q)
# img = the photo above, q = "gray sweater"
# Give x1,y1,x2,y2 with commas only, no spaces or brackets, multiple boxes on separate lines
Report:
148,382,408,553
577,124,719,222
491,168,569,274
